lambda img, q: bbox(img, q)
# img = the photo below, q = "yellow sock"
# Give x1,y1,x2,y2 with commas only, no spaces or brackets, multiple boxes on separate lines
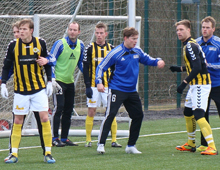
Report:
11,123,22,157
197,118,216,150
42,121,52,155
184,115,196,147
85,116,94,142
111,117,117,143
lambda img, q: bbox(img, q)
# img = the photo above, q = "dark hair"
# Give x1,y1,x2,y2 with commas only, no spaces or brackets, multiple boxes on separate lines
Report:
175,19,191,29
122,27,138,38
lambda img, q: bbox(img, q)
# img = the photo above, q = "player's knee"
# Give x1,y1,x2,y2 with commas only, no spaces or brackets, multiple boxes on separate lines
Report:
88,108,96,117
193,108,205,121
130,111,143,120
183,107,193,117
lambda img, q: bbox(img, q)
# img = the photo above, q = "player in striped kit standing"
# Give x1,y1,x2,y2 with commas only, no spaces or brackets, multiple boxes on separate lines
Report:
171,19,218,155
1,18,55,163
83,22,121,148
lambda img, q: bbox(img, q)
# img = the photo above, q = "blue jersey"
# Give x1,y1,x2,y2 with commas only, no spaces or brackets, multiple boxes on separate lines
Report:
47,36,84,78
196,35,220,87
96,43,160,92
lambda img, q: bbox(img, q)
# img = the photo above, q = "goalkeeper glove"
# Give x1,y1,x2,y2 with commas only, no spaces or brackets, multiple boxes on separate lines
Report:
46,82,53,97
52,78,63,95
1,83,8,99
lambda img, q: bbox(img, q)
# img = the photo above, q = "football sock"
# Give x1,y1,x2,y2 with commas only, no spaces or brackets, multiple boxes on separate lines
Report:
42,121,52,155
184,115,196,147
111,117,117,143
197,118,216,150
53,137,58,141
11,123,22,157
85,115,94,142
61,138,67,142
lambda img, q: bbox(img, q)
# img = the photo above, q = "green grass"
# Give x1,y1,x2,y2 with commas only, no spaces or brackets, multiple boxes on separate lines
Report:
0,115,220,170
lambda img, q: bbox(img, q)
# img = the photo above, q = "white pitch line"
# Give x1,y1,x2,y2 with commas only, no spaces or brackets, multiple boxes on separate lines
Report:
1,127,220,152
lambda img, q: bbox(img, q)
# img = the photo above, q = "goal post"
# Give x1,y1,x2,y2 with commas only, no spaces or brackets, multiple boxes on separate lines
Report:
0,14,141,138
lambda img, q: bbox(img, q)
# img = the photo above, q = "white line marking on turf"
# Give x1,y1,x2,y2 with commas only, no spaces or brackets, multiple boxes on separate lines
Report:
1,127,220,152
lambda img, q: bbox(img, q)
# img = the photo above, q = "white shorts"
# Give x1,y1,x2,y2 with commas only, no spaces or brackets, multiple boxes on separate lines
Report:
13,89,49,115
184,84,211,111
87,87,108,108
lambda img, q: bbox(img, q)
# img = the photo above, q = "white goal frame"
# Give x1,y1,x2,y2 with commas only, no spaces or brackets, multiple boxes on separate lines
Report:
0,14,141,138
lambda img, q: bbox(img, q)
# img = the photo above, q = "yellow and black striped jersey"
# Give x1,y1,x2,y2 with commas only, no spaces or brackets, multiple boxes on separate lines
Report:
183,37,211,85
1,36,51,95
83,42,114,87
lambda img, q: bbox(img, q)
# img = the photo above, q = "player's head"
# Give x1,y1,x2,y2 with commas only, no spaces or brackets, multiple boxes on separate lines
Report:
19,19,34,41
175,19,191,42
95,22,108,45
12,21,20,39
201,16,216,39
67,21,81,42
123,27,138,49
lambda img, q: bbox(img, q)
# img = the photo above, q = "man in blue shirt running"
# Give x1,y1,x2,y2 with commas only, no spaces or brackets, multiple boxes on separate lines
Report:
96,27,165,154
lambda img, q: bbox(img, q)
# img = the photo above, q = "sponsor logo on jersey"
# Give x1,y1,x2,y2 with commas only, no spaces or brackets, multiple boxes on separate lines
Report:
209,47,217,51
33,47,40,53
94,58,103,61
69,53,76,59
121,57,125,61
25,46,31,48
133,55,139,59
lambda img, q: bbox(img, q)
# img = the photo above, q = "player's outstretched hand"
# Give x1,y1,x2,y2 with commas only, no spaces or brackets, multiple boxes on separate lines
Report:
1,83,8,99
157,60,165,69
86,87,93,98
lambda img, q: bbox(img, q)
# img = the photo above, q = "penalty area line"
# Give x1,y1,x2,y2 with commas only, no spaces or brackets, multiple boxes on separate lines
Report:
1,127,220,152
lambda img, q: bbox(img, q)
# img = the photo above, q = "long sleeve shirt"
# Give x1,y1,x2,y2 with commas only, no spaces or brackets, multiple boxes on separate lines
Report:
196,35,220,87
96,42,161,92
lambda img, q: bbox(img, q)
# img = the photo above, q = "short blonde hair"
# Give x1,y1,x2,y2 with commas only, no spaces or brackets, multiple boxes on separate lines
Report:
201,16,216,28
175,19,191,29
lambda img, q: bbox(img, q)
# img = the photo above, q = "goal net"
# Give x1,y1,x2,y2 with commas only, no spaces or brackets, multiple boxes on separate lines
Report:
0,0,140,137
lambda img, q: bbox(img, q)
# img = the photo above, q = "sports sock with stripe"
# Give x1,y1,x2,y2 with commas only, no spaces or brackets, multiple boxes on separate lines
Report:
184,115,196,147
